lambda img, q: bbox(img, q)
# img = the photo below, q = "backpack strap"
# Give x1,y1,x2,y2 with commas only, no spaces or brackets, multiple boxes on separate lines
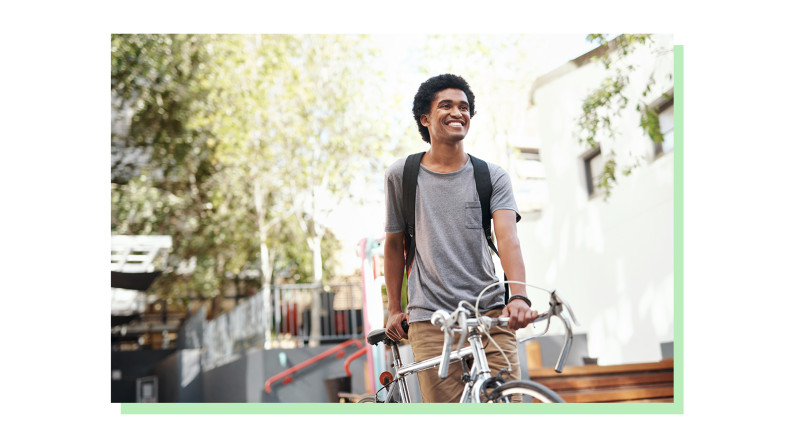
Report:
469,154,510,304
402,152,425,277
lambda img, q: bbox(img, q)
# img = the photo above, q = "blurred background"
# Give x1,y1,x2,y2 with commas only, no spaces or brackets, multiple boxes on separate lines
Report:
111,34,675,403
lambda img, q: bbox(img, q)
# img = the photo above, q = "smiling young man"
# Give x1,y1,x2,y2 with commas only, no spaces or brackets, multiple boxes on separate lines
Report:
382,74,538,403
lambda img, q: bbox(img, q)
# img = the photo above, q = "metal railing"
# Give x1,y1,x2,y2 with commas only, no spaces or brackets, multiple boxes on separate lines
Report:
271,283,364,344
201,283,366,371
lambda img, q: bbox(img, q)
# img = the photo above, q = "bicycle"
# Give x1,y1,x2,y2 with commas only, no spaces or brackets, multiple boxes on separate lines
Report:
358,282,580,403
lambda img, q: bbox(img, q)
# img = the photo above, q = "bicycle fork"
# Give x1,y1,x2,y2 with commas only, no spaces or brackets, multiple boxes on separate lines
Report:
461,331,492,403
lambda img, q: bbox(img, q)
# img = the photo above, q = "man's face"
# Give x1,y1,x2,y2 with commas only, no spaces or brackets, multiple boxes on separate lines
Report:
421,88,472,144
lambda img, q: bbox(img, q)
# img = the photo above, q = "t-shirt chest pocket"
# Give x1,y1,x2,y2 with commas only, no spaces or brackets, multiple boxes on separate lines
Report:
465,201,482,229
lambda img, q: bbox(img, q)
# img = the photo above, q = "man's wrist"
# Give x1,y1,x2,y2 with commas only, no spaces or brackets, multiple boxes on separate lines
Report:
507,294,532,308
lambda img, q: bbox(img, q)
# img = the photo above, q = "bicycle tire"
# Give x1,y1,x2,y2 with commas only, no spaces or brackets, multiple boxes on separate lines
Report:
357,395,402,403
491,380,565,403
357,385,404,403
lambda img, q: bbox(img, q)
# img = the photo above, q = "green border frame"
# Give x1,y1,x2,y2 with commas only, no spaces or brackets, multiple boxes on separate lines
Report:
121,45,684,415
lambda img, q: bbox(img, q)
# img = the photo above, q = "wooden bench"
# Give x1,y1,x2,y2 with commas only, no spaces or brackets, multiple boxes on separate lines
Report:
527,358,674,403
337,392,370,403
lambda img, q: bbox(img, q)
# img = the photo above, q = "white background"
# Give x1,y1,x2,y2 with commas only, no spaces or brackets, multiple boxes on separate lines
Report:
1,0,790,444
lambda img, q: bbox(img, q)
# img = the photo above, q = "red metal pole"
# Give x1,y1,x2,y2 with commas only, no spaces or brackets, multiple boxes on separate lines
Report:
264,338,362,393
344,347,368,377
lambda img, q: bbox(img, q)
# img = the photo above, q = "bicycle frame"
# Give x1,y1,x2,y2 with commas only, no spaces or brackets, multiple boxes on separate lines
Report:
382,327,488,403
370,289,579,403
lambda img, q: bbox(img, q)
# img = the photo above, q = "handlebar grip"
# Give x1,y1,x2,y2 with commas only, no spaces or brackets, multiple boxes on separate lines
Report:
401,320,409,334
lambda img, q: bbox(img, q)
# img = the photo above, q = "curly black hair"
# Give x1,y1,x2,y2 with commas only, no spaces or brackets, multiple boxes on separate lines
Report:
412,74,476,144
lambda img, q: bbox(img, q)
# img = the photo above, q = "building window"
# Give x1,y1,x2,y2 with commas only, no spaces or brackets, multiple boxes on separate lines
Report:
513,147,544,179
517,147,540,161
512,147,548,212
654,93,674,157
583,146,605,198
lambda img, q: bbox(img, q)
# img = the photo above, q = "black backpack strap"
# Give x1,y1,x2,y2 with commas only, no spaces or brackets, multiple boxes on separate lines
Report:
469,155,510,304
402,152,425,277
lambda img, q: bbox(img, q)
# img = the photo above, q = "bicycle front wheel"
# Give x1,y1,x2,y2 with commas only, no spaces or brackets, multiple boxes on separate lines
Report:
357,394,402,403
357,385,404,403
492,380,565,403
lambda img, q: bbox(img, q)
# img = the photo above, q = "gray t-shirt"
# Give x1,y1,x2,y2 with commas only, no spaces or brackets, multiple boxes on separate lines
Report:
384,155,522,323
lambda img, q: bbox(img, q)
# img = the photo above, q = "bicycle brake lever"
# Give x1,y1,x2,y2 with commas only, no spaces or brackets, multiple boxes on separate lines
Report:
553,291,580,326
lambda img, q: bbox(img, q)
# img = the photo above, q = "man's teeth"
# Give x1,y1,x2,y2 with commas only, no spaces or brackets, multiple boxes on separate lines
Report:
447,122,463,127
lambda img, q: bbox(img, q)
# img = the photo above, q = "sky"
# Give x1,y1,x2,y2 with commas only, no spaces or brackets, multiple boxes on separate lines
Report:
371,33,600,76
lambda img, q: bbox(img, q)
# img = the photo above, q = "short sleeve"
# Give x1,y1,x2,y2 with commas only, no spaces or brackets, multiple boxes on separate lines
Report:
384,158,407,233
488,163,521,223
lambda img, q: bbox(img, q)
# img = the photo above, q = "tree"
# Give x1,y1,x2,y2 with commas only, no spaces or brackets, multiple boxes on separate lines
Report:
274,35,392,286
269,215,342,285
576,34,674,199
205,34,300,322
111,34,395,325
112,35,259,316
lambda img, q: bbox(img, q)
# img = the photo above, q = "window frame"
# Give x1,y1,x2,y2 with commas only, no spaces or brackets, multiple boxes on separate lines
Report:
582,145,604,199
652,90,674,159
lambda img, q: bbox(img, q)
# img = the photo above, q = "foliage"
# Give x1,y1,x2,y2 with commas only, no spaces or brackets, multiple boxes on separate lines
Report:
111,34,389,315
274,35,392,284
576,34,673,199
270,217,342,284
112,35,261,312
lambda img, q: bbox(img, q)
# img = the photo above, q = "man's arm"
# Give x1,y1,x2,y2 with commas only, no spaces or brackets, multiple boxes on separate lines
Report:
492,209,538,330
384,232,409,341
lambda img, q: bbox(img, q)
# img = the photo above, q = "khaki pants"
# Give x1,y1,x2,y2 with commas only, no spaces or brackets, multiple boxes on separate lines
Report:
409,309,522,403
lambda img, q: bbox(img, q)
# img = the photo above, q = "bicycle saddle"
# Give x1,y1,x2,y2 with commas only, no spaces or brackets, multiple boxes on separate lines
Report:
367,321,408,347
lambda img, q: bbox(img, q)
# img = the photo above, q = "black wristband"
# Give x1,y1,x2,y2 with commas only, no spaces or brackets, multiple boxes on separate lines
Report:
507,294,532,308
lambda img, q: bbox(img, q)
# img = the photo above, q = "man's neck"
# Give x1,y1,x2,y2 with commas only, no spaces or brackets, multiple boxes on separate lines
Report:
423,141,468,173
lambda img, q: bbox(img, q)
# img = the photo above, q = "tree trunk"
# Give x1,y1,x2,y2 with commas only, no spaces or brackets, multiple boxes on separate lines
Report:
254,181,274,348
259,239,275,343
312,234,324,284
211,253,226,319
308,233,324,347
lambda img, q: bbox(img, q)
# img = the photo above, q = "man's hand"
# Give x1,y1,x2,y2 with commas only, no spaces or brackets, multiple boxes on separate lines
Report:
501,299,538,330
385,312,410,342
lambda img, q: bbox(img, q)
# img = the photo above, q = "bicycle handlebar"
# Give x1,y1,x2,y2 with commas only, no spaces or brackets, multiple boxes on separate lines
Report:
430,289,580,378
515,290,580,373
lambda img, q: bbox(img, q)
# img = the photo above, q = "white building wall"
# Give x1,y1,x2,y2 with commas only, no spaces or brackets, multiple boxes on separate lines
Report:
519,35,674,365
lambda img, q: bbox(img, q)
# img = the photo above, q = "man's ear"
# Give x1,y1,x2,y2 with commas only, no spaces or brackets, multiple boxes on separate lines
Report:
420,115,429,126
